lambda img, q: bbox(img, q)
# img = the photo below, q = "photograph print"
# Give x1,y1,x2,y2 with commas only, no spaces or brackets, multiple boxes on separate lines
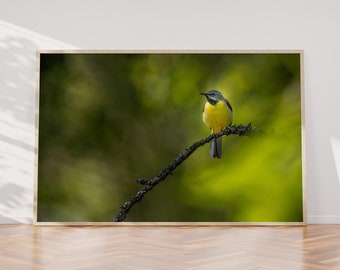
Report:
35,51,304,224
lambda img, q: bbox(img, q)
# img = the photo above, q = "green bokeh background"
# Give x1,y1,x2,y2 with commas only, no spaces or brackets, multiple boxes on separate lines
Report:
37,52,303,222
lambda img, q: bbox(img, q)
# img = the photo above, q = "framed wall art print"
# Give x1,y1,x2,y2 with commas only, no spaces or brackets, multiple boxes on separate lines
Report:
34,50,305,225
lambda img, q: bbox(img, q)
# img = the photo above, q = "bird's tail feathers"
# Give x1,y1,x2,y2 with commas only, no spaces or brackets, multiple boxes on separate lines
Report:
210,137,222,159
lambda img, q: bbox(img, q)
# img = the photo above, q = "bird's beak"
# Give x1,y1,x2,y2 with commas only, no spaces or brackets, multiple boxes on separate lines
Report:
200,92,208,96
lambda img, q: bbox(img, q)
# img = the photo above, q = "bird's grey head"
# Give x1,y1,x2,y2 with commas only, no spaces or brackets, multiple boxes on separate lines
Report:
200,90,224,105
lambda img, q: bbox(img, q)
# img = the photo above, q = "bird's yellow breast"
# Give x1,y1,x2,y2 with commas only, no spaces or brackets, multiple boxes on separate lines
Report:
203,100,233,133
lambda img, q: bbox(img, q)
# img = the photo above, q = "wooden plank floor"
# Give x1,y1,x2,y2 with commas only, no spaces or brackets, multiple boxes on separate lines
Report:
0,225,340,269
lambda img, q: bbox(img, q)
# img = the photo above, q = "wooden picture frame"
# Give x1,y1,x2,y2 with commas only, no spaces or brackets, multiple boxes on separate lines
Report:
34,50,306,225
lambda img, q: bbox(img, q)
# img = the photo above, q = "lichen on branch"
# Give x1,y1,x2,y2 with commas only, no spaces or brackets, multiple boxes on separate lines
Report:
114,123,253,222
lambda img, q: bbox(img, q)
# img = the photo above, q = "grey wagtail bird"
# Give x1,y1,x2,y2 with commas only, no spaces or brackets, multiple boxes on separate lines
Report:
201,90,233,159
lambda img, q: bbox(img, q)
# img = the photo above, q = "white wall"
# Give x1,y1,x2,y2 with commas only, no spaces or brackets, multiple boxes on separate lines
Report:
0,0,339,224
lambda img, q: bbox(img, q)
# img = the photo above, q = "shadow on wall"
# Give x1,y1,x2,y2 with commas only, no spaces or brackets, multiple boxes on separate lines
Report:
331,137,340,186
0,36,38,223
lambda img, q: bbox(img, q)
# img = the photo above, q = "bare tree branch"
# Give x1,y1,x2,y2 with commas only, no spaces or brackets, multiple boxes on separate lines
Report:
114,123,253,222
